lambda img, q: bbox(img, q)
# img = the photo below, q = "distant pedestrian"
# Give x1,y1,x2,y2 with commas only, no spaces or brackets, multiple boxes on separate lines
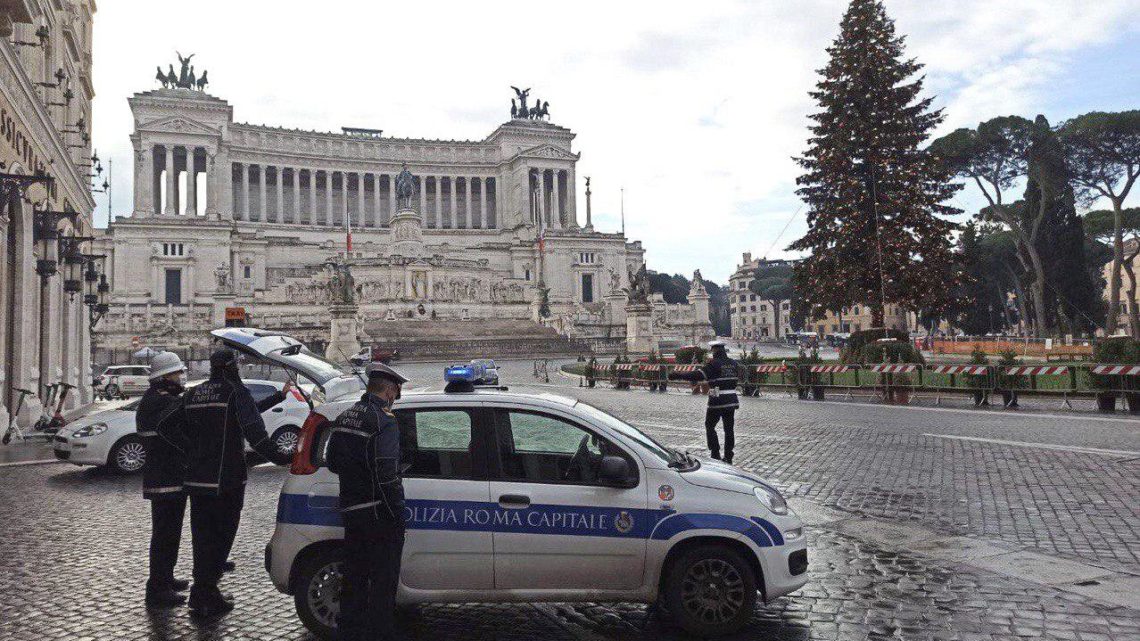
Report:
157,349,294,616
326,362,409,641
137,351,190,608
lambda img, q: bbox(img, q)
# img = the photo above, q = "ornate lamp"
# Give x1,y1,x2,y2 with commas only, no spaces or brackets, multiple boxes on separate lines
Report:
59,235,93,299
31,209,77,279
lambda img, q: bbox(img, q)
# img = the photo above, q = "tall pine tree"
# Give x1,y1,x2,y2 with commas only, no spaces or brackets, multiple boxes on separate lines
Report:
790,0,961,328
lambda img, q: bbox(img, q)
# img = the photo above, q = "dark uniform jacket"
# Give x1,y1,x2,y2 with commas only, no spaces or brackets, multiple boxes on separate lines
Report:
136,380,187,499
157,376,290,495
325,393,405,522
701,354,741,409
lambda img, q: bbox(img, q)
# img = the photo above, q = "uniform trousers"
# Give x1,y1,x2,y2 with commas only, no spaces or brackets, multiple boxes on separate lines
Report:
704,406,736,461
189,486,245,597
147,494,187,591
340,509,406,641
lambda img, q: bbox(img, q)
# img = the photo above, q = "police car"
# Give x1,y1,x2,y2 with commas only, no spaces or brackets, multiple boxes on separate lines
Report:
213,329,808,639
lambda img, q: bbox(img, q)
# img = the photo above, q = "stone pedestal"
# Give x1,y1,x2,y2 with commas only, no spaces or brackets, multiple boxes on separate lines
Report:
625,302,655,355
325,303,362,364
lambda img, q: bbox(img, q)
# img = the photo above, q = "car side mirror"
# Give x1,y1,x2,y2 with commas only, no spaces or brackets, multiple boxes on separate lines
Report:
598,456,630,486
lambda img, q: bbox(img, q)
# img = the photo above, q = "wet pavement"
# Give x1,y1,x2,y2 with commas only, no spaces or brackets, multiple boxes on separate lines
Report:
1,358,1137,640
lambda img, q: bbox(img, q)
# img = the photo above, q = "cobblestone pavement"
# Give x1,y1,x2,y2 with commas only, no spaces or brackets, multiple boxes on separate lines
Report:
1,360,1137,640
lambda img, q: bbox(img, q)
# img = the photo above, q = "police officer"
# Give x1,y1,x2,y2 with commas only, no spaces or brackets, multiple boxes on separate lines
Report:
157,348,293,616
137,351,190,608
673,340,741,463
326,362,408,641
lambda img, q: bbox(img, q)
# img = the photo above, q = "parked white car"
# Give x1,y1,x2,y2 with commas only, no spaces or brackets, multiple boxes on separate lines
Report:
207,328,808,640
94,365,151,399
53,379,310,474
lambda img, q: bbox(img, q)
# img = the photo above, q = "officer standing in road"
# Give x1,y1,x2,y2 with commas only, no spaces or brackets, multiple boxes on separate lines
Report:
326,362,409,641
673,340,741,464
137,351,190,608
157,348,294,617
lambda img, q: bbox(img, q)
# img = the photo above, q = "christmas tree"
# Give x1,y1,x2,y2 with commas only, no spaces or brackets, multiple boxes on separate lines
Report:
789,0,961,328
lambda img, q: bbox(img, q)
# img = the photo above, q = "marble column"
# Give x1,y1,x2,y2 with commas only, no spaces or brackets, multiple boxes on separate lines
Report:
464,177,472,230
136,144,154,215
552,170,561,229
449,176,457,229
492,178,500,229
419,176,427,220
324,171,333,226
537,169,546,227
258,165,267,222
184,148,197,215
435,177,443,228
164,146,177,215
479,178,488,229
387,174,395,223
308,170,316,225
566,169,578,228
372,174,380,227
292,168,300,224
275,167,284,223
241,163,250,220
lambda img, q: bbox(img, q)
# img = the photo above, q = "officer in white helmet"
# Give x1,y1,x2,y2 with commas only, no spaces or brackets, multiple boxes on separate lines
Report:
136,351,191,607
672,340,741,463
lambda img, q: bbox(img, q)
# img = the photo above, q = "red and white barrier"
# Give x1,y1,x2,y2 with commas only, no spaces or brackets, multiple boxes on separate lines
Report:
867,364,918,373
927,365,989,375
673,365,700,373
1091,365,1140,376
809,364,854,373
1005,366,1068,376
753,365,789,373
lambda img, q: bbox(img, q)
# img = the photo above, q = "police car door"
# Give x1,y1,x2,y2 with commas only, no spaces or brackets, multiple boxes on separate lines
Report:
396,403,494,591
486,405,647,592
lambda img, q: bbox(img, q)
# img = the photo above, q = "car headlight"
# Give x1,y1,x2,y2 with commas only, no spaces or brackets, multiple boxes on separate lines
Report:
753,484,788,515
71,423,108,438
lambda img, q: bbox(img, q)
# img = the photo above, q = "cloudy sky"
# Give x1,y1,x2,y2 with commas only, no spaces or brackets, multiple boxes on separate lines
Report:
90,0,1140,284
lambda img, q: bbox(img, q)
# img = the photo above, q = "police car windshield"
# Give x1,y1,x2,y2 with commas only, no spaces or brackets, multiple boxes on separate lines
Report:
574,402,672,465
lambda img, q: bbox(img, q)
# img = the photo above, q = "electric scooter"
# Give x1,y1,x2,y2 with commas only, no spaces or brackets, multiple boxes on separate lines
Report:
45,382,76,432
2,388,38,445
31,383,58,434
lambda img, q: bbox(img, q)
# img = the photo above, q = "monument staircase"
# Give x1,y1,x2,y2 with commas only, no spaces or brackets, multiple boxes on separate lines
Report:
361,318,593,362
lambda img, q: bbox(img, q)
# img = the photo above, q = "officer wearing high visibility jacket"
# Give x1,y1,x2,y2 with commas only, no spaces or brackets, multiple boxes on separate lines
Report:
673,340,741,464
326,362,409,641
136,351,190,608
156,348,294,617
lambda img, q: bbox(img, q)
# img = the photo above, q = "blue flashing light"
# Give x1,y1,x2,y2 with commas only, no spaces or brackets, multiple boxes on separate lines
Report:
445,365,477,383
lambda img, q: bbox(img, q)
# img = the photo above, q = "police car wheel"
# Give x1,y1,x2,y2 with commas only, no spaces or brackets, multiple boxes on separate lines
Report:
271,426,301,457
293,547,344,641
665,545,756,636
109,435,147,474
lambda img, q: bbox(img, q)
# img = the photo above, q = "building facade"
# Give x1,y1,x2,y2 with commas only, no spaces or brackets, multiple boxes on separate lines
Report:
728,252,911,341
0,1,98,429
93,79,666,358
728,253,793,340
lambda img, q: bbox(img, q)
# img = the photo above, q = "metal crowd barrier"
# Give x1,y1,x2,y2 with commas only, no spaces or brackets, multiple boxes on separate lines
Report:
576,361,1140,412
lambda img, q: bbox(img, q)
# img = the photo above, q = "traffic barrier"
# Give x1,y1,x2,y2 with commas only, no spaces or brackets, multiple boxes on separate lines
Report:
639,364,669,392
1000,365,1077,409
1089,364,1140,412
612,363,636,389
863,364,921,404
741,364,797,396
802,364,862,400
922,364,994,405
670,364,704,394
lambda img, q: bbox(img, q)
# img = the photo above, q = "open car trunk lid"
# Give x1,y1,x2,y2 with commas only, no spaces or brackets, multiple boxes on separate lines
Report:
209,328,364,401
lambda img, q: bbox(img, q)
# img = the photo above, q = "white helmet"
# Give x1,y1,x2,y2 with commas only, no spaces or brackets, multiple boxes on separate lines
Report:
149,351,186,380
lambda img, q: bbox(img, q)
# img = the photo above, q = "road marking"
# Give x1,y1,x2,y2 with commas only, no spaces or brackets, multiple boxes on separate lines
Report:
0,459,64,468
923,433,1140,458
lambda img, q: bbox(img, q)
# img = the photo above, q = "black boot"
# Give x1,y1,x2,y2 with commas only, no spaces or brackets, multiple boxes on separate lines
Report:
222,560,236,573
170,578,190,591
145,588,187,608
724,454,733,465
188,589,234,617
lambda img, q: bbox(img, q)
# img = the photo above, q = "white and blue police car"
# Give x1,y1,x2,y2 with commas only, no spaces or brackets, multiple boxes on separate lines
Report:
211,328,808,639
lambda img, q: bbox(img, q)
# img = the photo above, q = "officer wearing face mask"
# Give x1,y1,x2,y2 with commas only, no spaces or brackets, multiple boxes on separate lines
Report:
326,362,409,641
157,348,293,616
136,351,191,608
